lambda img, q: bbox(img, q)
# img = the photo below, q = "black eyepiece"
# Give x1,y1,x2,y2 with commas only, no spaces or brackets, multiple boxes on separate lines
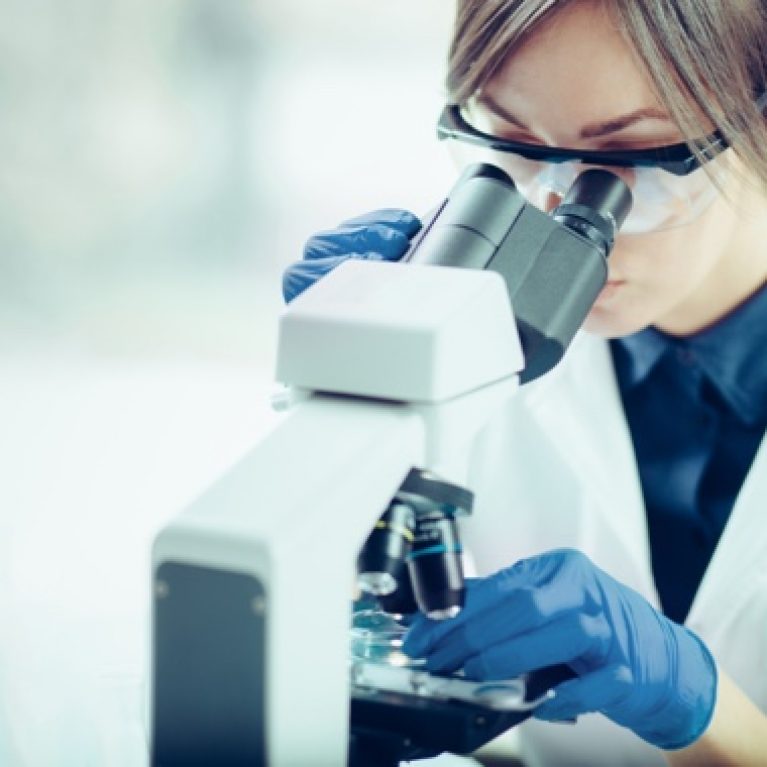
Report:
553,169,633,255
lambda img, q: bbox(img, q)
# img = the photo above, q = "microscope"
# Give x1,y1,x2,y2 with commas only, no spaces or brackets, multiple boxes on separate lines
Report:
150,163,631,766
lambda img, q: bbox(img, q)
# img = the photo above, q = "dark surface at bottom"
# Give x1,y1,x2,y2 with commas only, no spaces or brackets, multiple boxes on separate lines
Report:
152,562,267,767
349,664,574,767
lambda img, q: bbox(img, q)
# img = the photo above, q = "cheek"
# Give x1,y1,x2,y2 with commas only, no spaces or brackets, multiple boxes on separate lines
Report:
612,190,738,285
583,215,732,337
611,228,702,287
615,199,736,291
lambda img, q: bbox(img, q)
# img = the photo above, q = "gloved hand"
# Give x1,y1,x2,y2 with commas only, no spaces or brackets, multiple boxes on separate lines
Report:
282,209,422,303
403,548,717,750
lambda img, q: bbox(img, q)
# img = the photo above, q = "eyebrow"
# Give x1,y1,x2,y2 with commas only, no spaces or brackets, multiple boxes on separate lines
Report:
477,93,673,139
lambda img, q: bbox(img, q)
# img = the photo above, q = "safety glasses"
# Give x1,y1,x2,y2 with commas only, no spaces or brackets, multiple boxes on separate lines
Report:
436,99,760,235
438,103,731,175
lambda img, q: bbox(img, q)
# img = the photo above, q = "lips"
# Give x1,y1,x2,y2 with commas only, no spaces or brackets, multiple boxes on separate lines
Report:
596,280,625,302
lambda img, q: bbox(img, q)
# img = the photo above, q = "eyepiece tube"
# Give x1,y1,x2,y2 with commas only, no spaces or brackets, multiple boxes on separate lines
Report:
553,169,633,255
404,163,526,269
563,169,633,228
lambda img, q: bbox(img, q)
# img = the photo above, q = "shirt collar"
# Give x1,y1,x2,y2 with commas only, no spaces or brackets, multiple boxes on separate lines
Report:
613,280,767,426
613,326,668,388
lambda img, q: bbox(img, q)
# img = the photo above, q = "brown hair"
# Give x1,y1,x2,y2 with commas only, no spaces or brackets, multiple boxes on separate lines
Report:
447,0,767,187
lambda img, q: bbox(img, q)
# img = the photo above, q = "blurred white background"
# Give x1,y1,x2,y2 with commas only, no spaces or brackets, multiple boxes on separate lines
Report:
0,1,455,764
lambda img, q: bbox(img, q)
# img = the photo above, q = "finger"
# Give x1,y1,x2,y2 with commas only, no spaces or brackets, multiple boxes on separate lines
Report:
304,220,418,261
402,578,508,658
413,585,561,674
403,568,539,658
403,556,566,659
339,209,421,235
458,612,610,680
282,254,356,302
533,665,634,722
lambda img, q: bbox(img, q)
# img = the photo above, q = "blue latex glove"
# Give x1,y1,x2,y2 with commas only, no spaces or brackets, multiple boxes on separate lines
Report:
282,209,422,303
403,549,717,750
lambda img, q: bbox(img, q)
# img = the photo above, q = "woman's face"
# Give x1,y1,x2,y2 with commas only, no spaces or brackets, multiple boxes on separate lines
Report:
476,1,767,338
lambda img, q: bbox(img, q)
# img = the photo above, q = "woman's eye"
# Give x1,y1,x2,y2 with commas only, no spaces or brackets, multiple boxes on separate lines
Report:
465,110,538,143
496,131,542,144
482,121,543,144
599,137,681,152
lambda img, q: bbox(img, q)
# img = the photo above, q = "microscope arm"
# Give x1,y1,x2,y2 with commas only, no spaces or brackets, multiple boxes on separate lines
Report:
151,260,525,766
149,156,634,765
152,393,425,766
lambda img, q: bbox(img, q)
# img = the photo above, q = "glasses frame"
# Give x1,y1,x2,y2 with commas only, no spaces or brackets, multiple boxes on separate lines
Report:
437,94,767,176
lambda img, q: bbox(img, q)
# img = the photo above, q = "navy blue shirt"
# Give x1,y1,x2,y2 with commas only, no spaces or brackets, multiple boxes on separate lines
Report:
610,283,767,624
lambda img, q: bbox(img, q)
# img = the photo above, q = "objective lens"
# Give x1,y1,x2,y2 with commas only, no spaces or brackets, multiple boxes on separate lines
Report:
357,572,397,597
408,513,465,620
377,565,419,615
357,503,415,597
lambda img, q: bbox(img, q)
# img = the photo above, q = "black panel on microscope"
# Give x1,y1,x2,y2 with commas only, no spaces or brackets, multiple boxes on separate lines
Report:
151,561,267,767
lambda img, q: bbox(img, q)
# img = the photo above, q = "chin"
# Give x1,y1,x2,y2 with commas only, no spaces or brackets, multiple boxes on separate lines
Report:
582,306,649,339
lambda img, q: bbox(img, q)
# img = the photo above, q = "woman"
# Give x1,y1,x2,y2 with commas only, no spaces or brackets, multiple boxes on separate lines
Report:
283,1,767,764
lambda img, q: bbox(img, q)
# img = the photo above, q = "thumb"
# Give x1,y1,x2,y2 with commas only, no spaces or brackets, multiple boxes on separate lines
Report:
533,664,634,722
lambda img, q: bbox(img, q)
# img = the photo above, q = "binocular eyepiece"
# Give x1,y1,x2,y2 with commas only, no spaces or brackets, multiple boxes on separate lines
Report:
357,164,633,621
405,163,633,383
356,469,473,620
551,167,632,256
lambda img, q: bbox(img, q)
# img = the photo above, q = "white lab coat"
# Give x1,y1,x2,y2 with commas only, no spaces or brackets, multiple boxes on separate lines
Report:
463,331,767,766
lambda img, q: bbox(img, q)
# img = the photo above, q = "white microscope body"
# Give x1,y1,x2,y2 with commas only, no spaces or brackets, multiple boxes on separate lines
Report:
150,259,524,766
150,162,630,765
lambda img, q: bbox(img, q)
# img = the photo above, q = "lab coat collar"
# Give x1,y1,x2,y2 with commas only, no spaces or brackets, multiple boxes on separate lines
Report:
521,331,658,603
524,331,767,632
685,432,767,630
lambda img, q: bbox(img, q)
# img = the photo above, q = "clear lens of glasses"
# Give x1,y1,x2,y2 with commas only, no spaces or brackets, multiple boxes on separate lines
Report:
447,107,728,235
